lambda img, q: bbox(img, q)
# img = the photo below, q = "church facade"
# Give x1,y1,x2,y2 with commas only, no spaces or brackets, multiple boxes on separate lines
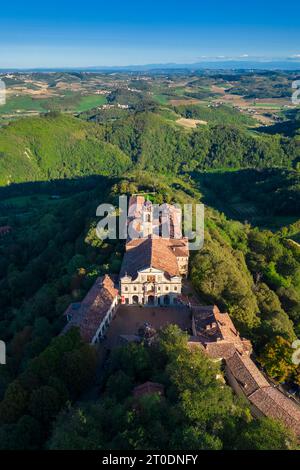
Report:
119,195,189,305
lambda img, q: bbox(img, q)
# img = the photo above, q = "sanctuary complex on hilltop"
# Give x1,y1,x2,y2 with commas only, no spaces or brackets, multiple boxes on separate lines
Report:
61,194,300,438
119,195,189,305
63,194,189,341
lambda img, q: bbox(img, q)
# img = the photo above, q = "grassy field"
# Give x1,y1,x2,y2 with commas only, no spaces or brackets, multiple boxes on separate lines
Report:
0,96,47,114
251,103,283,109
0,194,60,207
0,193,67,226
173,103,257,126
204,197,298,231
0,93,108,116
152,93,170,105
0,193,67,213
75,95,107,113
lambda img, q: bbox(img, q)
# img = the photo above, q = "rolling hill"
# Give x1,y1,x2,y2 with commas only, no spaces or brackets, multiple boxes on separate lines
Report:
0,109,299,187
0,113,131,186
104,111,299,172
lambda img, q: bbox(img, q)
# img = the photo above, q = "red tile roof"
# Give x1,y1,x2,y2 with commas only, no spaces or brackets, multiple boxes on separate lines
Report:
191,305,252,357
249,386,300,437
133,381,165,398
62,275,118,342
187,336,206,352
226,352,269,396
171,246,188,257
205,341,237,360
120,238,187,279
191,306,300,438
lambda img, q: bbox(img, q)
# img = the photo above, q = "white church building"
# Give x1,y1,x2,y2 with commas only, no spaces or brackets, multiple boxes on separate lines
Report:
119,195,189,305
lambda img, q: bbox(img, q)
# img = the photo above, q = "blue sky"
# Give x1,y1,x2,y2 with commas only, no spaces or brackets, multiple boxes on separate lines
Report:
0,0,300,67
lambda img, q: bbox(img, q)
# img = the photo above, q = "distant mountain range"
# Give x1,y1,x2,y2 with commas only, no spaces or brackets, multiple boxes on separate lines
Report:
1,59,300,73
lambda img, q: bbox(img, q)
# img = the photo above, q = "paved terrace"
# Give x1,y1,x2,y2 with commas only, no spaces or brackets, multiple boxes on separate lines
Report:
104,305,192,350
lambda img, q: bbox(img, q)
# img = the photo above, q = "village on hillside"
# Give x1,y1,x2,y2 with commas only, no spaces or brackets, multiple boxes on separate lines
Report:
62,195,300,438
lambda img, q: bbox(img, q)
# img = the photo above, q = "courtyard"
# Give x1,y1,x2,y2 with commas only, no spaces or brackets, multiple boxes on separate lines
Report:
103,305,192,350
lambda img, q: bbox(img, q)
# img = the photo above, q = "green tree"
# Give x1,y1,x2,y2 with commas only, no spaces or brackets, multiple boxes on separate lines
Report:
29,386,62,424
105,371,134,402
60,344,97,397
0,381,28,424
259,336,295,383
237,417,297,450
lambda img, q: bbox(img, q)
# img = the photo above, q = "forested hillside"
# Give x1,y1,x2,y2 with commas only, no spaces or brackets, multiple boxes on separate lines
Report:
48,326,296,450
194,169,300,226
173,103,257,126
0,172,299,448
103,111,299,172
257,108,300,141
0,114,131,185
0,97,300,449
0,109,299,187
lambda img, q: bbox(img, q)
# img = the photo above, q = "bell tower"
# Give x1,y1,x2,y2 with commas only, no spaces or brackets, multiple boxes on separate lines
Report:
142,200,153,237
